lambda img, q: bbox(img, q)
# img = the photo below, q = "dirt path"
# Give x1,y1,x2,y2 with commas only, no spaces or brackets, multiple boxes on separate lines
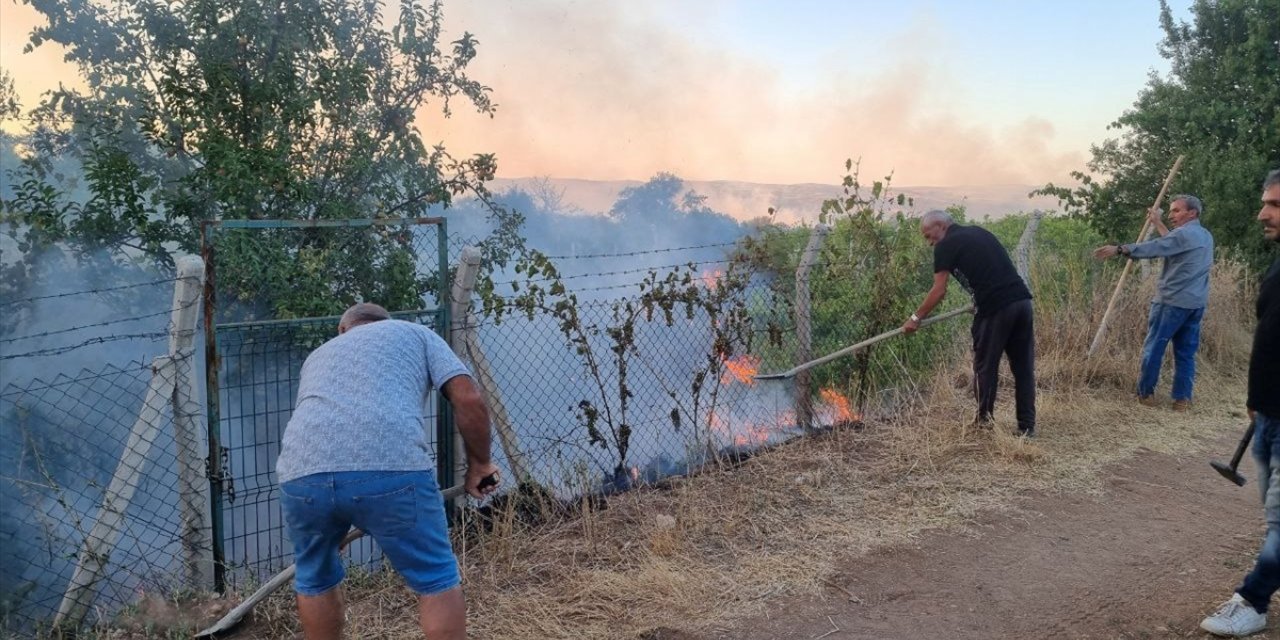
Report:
700,433,1277,640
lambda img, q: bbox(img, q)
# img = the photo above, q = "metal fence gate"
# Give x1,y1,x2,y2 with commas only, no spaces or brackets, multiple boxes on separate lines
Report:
200,217,452,591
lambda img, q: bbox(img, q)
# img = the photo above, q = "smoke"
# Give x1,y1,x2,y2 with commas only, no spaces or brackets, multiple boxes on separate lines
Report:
1,177,189,630
3,0,1087,188
419,1,1085,187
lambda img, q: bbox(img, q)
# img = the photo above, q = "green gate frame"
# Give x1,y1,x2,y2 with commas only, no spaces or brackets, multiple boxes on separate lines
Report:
200,217,451,592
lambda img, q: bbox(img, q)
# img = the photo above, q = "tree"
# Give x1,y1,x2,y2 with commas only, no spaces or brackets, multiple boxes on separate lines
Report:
609,172,716,222
1,0,509,321
1036,0,1279,266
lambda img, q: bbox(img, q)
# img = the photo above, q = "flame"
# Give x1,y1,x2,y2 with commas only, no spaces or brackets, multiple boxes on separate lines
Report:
733,425,774,447
720,354,760,386
699,269,724,289
707,405,796,448
819,387,860,424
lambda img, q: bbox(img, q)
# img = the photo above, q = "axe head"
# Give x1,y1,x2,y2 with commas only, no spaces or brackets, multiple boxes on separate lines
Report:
1210,461,1247,487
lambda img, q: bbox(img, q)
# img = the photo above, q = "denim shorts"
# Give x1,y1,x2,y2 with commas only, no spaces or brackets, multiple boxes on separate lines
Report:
280,470,459,596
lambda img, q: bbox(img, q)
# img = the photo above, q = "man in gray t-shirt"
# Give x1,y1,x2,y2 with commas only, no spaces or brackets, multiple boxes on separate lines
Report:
276,302,499,640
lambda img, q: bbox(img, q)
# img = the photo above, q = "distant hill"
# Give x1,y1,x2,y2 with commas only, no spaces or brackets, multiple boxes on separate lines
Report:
489,177,1062,224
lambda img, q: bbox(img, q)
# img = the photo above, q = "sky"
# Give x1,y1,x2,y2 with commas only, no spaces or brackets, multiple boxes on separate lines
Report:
0,0,1192,187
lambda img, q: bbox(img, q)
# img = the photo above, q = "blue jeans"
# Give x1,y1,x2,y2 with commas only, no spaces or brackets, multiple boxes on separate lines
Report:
1137,302,1203,400
1238,412,1280,613
280,470,459,596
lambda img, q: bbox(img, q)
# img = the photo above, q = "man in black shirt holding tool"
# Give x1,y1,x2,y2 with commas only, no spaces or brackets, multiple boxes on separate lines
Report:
1200,169,1280,637
903,210,1036,437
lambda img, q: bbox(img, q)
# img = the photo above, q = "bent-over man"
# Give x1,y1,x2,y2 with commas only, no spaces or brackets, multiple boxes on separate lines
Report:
903,210,1036,437
275,302,500,640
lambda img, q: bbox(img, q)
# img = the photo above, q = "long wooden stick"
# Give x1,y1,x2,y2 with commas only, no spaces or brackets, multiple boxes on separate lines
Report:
754,305,974,381
195,481,472,638
1086,155,1186,357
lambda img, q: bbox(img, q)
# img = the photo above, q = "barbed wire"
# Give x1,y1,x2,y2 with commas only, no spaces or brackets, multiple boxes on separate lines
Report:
490,257,738,287
0,332,169,361
0,277,182,307
538,241,741,261
0,299,197,344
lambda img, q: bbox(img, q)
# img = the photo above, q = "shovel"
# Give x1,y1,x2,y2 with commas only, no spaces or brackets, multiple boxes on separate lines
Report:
754,305,974,381
196,474,496,638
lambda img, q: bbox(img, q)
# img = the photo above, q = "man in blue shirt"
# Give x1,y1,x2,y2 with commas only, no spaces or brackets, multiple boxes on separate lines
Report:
1094,195,1214,410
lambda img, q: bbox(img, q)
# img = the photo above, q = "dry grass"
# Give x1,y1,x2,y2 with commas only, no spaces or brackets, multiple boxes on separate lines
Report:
179,263,1263,640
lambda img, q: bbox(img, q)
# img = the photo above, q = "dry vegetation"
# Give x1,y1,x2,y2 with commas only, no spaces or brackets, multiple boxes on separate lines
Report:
81,264,1259,640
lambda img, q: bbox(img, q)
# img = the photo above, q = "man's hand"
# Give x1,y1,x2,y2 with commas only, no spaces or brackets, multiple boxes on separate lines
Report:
1147,207,1164,227
1093,245,1120,260
902,318,921,335
464,461,501,499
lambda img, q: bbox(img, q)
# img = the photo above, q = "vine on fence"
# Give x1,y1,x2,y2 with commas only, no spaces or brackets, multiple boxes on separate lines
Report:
478,243,779,477
819,162,922,409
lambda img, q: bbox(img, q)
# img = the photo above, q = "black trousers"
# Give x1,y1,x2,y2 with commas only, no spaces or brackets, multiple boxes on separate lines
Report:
971,298,1036,432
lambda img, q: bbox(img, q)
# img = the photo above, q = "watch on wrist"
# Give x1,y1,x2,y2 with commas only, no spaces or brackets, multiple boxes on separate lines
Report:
910,313,921,323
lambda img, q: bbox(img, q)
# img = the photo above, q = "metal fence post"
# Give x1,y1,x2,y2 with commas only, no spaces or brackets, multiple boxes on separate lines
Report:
435,219,456,497
200,221,227,593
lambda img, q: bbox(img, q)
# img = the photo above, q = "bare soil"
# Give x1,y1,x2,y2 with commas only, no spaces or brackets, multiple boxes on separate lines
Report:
703,433,1278,640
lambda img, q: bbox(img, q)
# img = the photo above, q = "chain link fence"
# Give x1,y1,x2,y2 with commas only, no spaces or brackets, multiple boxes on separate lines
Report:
2,211,1069,636
1,359,193,634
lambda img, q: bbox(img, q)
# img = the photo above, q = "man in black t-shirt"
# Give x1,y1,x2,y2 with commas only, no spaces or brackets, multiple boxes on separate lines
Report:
902,210,1036,436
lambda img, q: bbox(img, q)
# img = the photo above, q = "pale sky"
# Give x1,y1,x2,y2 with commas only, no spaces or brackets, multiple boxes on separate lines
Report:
0,0,1191,187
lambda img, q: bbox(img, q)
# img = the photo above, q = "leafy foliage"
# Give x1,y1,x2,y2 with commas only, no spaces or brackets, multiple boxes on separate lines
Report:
1,0,509,321
744,160,966,410
1035,0,1280,267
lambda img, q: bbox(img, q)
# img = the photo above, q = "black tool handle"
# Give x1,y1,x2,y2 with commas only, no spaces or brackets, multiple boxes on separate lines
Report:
1229,419,1257,470
477,472,499,491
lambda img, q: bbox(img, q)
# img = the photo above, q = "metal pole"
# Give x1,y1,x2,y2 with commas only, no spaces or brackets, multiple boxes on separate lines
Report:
434,219,455,496
200,221,227,592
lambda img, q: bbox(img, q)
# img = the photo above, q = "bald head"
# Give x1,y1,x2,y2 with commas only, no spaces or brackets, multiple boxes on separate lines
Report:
920,210,954,246
339,302,391,333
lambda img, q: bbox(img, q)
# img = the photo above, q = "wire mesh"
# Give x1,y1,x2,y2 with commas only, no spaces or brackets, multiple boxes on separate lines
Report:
0,360,190,635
